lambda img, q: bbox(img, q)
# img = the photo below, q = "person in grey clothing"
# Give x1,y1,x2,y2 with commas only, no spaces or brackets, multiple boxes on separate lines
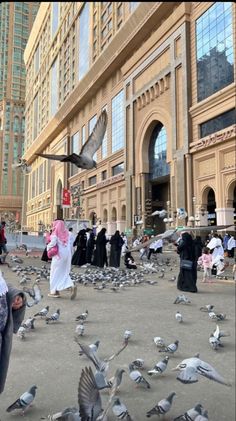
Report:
0,273,26,393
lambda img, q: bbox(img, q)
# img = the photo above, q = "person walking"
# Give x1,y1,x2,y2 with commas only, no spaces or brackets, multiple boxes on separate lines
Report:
176,232,197,293
47,220,76,299
198,247,213,283
86,230,96,264
68,227,76,256
0,272,27,393
41,229,52,262
227,235,236,258
93,227,108,268
71,229,87,266
109,230,124,268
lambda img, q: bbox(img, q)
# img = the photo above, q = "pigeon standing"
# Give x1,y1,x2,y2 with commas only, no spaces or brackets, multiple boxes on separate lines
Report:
147,356,169,376
128,364,150,389
75,310,89,322
112,397,133,420
75,323,85,336
6,385,37,414
35,110,108,170
22,317,35,330
123,330,133,345
195,410,209,420
173,403,203,420
159,340,179,354
146,392,176,417
175,311,183,323
130,359,145,369
46,309,60,324
153,337,166,348
34,305,49,318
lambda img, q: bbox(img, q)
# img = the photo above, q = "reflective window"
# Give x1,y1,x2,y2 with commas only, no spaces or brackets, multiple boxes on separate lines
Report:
50,57,58,116
149,124,169,180
88,175,97,186
112,90,124,153
101,105,108,159
82,125,86,144
51,2,59,38
196,2,234,101
78,3,90,80
129,2,139,12
200,108,236,138
33,94,38,139
34,43,40,74
112,162,124,176
101,170,107,180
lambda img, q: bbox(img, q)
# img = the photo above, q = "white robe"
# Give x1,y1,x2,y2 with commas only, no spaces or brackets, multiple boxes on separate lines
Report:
47,235,73,292
207,237,224,260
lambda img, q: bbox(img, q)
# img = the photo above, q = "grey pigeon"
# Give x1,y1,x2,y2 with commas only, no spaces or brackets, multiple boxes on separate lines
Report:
78,366,104,420
128,364,150,389
173,356,232,386
173,403,203,420
209,333,222,350
24,283,43,307
98,368,126,420
208,311,226,321
34,305,49,318
46,309,60,324
131,359,145,369
174,295,191,304
48,407,81,420
146,392,176,417
35,110,107,169
75,310,89,322
200,304,214,312
112,397,133,420
6,385,37,414
195,410,209,420
17,326,27,339
213,324,230,340
77,340,100,356
159,340,179,354
147,356,169,376
22,317,35,330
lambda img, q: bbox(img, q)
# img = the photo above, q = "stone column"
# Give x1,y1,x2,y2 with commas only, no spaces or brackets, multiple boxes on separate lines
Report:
215,208,234,226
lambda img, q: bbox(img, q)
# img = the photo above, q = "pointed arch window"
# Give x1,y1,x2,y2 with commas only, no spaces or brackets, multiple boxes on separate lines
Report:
149,123,169,180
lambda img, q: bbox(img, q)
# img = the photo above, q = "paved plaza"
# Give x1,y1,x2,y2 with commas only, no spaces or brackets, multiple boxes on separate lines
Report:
0,251,235,420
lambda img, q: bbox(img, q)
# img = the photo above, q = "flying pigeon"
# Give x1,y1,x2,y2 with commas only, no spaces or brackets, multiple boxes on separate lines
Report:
146,392,176,417
200,304,214,312
112,397,133,420
23,283,43,307
128,364,150,389
159,340,179,354
175,311,183,323
174,295,191,304
147,356,169,376
173,403,203,420
77,340,100,356
34,305,49,318
213,324,230,340
172,356,232,386
12,158,31,173
78,367,104,420
209,333,222,350
35,110,108,169
6,385,37,414
46,309,60,324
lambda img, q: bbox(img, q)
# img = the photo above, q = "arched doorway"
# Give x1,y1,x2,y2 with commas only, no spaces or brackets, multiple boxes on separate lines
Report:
149,123,170,233
207,188,216,225
56,180,63,219
121,205,126,221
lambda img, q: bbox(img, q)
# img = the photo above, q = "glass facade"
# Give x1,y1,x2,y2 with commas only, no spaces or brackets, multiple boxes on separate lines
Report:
51,2,59,38
196,2,234,101
78,3,90,81
200,108,236,138
112,90,124,153
33,93,39,139
149,124,169,180
112,162,124,176
50,57,58,116
101,105,108,159
88,175,97,186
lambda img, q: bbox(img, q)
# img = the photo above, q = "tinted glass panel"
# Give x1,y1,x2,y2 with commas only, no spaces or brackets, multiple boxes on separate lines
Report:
149,124,169,180
78,3,90,80
112,90,124,153
200,108,236,138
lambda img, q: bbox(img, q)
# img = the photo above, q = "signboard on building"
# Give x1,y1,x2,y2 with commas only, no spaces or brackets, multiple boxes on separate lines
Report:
62,188,71,208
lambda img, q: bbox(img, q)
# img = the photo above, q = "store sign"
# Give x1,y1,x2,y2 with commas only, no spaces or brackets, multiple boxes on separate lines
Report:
62,188,71,208
190,124,236,152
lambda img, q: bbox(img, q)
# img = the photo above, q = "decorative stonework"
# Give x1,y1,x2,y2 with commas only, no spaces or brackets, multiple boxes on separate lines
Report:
223,150,236,170
136,72,171,110
197,159,215,176
190,125,236,153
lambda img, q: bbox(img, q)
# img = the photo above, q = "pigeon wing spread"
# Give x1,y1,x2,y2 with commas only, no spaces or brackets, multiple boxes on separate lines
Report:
80,110,107,159
78,367,102,420
35,153,69,162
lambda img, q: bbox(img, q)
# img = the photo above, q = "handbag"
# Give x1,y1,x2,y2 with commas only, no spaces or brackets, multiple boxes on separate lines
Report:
47,244,58,259
180,259,193,270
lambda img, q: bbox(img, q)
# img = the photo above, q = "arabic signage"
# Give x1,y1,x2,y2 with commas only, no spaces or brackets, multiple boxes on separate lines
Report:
190,124,236,153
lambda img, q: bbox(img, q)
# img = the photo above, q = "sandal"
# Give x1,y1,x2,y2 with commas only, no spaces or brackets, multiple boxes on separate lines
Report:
48,293,61,298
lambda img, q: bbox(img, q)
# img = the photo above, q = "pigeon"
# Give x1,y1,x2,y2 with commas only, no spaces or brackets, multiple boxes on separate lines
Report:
173,403,203,420
208,311,226,321
123,330,133,345
6,385,37,414
78,367,104,420
195,410,209,420
77,340,100,356
12,158,31,173
34,305,49,318
23,283,43,307
112,397,133,420
48,407,81,420
22,317,36,330
17,326,27,339
175,311,183,323
130,359,145,369
75,323,85,336
99,369,126,420
209,333,222,350
75,310,89,322
35,110,108,169
174,295,191,304
147,356,169,376
213,324,230,340
128,364,150,389
159,340,179,354
200,304,214,312
153,337,166,348
146,392,176,417
46,309,60,324
172,356,232,386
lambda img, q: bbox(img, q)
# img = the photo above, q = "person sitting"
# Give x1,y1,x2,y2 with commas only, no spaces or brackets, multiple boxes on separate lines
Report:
124,251,137,269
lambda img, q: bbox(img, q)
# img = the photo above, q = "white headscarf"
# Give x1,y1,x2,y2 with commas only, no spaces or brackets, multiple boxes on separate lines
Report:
0,270,8,297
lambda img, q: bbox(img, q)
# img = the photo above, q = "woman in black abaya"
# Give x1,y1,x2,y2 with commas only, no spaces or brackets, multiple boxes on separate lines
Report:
177,232,197,293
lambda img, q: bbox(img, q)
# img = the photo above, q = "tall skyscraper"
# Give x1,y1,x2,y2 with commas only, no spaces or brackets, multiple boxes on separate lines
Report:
0,2,40,225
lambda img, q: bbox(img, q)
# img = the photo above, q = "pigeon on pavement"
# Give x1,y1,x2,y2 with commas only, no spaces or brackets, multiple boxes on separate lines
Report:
159,340,179,354
153,337,166,348
147,356,169,376
200,304,214,312
6,385,37,414
34,305,49,318
195,410,209,420
146,392,176,417
173,403,203,420
174,295,191,304
175,311,183,323
35,110,107,170
46,309,60,324
128,364,150,389
112,397,133,420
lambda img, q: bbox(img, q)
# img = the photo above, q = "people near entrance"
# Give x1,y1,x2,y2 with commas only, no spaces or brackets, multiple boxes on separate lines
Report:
147,238,163,260
68,227,76,255
139,235,149,260
207,233,224,260
0,222,8,265
176,232,197,293
47,220,76,299
92,227,108,268
0,272,26,393
197,247,213,283
121,232,128,257
227,235,236,258
71,229,87,266
223,233,230,252
124,251,137,269
41,229,52,262
109,230,124,268
86,230,96,264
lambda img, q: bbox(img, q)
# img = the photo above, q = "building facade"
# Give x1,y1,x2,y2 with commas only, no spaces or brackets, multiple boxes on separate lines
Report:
0,2,40,227
23,2,236,235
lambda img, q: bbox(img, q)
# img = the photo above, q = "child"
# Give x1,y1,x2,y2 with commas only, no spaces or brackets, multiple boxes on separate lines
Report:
124,251,137,269
198,247,212,283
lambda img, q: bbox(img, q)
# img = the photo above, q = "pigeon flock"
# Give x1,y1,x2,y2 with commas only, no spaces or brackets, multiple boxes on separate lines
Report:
1,251,234,420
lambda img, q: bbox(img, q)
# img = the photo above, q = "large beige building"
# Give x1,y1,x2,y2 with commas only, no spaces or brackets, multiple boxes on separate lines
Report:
24,2,236,235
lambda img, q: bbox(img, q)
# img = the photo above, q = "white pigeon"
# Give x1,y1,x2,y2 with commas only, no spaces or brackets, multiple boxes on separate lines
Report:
17,326,27,340
174,294,191,304
153,337,166,347
35,110,107,169
175,311,183,323
75,323,85,336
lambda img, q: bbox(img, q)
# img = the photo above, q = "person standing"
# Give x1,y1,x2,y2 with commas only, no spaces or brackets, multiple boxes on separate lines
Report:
47,220,76,299
227,235,236,258
198,247,213,283
86,230,96,264
68,227,76,256
93,227,108,268
207,233,224,260
0,222,8,264
109,230,124,267
176,232,197,293
71,229,87,266
0,272,26,393
41,229,52,262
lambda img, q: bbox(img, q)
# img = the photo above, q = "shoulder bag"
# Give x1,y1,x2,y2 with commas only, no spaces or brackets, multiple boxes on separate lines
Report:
180,259,193,270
